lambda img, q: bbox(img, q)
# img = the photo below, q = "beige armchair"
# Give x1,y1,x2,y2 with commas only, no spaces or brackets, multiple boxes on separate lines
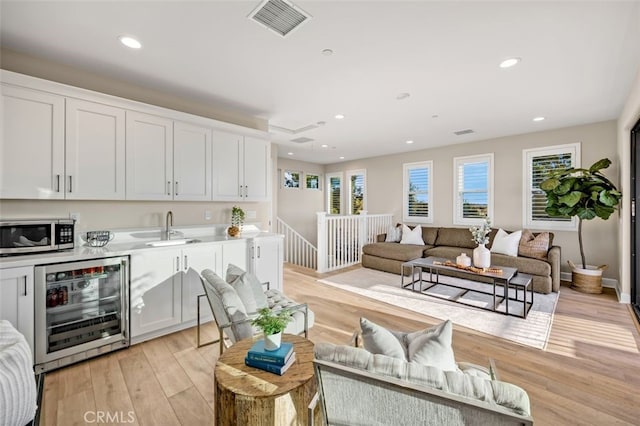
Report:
197,266,314,353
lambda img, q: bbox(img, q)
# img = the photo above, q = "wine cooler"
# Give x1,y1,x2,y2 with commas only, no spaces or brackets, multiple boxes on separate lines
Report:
34,256,129,373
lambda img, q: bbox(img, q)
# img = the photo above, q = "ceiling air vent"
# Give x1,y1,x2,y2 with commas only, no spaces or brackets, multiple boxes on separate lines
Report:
454,129,475,136
291,137,314,144
248,0,312,37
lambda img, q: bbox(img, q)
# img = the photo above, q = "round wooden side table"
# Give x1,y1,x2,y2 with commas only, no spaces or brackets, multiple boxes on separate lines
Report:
214,334,316,426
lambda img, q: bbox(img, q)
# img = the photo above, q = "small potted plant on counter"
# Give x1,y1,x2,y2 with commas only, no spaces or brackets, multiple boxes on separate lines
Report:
228,206,245,237
251,307,292,351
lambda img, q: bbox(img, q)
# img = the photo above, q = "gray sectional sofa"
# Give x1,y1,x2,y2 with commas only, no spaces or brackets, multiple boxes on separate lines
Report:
362,226,560,293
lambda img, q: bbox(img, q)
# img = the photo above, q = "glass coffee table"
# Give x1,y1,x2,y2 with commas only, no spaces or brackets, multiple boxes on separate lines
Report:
401,257,533,318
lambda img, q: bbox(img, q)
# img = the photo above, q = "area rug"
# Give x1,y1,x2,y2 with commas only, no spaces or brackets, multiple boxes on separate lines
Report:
318,268,559,350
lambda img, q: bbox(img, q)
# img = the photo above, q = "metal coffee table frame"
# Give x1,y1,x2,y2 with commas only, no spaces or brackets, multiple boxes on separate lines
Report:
401,257,532,318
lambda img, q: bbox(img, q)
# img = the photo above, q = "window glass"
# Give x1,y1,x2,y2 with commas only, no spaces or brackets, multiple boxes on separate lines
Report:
453,154,493,225
403,161,433,223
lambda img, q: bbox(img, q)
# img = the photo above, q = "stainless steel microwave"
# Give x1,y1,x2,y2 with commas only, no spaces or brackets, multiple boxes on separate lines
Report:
0,219,75,256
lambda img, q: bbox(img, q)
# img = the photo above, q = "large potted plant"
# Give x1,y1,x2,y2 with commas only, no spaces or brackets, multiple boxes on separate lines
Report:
540,158,622,293
251,308,292,351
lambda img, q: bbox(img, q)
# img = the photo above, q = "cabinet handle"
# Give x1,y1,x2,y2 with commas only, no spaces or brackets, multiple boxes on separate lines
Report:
175,181,179,196
245,185,248,198
23,278,28,296
184,255,188,270
239,185,243,197
167,181,171,196
257,246,261,259
56,174,61,192
68,175,73,193
176,256,180,272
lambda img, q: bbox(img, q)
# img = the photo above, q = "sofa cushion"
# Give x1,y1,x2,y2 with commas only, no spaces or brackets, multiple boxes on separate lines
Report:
400,224,425,245
406,320,457,372
362,242,428,262
360,318,407,360
385,225,402,242
490,253,551,276
425,246,473,260
519,229,551,259
435,228,476,249
201,269,252,342
226,264,269,310
421,226,439,245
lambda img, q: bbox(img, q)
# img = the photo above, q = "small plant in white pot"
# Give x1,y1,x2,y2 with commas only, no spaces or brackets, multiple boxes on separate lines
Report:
251,308,292,351
228,206,245,237
540,158,622,293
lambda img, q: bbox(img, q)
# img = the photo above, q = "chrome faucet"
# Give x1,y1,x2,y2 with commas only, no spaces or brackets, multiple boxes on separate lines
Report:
165,211,173,239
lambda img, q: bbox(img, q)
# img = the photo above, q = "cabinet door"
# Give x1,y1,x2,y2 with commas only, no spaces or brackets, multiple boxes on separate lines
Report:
243,137,270,201
181,244,221,323
130,248,182,338
126,111,174,200
222,240,248,275
251,236,283,291
212,130,242,201
0,84,65,199
0,266,35,357
65,99,125,200
173,121,212,201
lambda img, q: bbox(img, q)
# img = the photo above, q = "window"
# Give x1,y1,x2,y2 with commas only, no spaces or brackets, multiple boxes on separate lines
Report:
453,154,493,225
283,170,300,188
326,172,342,214
523,143,580,230
346,169,366,215
403,161,433,223
305,173,320,190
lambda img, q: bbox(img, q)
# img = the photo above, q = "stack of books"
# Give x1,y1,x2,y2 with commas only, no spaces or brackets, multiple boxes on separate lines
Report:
245,340,296,375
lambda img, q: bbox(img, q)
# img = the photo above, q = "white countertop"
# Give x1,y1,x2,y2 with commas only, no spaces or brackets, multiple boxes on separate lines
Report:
0,224,283,269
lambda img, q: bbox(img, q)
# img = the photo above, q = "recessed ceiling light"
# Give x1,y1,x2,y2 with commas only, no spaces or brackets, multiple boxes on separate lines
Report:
431,114,439,119
406,140,414,144
499,57,521,68
396,92,410,100
339,156,345,160
533,116,545,122
322,49,333,56
118,35,142,49
321,144,328,148
335,114,345,120
287,152,294,156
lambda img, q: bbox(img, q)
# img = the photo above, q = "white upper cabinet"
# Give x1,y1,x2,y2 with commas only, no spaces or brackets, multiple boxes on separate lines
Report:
65,99,125,199
173,121,212,201
1,84,65,199
212,130,270,201
126,111,174,200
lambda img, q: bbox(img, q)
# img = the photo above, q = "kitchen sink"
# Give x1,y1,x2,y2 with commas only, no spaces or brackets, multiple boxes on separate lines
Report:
145,238,200,247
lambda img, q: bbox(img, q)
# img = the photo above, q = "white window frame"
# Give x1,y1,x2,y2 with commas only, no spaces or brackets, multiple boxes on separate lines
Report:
522,143,581,231
453,153,494,226
326,172,342,214
403,161,433,224
346,169,367,215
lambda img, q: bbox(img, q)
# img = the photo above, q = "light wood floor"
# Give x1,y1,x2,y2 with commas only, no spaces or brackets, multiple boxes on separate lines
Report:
41,265,640,426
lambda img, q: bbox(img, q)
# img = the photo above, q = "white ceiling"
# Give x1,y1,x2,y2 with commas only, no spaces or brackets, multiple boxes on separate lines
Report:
2,1,639,164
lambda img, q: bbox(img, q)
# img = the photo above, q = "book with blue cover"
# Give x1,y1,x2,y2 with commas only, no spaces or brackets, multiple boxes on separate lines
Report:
247,341,294,365
245,352,296,375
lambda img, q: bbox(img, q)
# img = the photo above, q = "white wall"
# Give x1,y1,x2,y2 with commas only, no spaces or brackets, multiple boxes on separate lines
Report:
325,121,619,281
277,158,325,245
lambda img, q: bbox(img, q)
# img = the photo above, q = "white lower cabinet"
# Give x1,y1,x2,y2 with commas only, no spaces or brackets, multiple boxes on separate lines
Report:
130,241,247,342
0,266,35,357
249,235,284,291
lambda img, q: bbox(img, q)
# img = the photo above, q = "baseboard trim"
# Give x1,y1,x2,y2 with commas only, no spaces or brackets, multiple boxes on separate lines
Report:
560,272,629,303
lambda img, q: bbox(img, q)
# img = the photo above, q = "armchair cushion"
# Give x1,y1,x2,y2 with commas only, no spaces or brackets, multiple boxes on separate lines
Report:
201,269,252,343
360,318,406,360
226,264,269,310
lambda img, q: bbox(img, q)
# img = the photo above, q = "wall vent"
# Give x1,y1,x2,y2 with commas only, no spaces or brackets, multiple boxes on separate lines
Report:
291,137,314,143
248,0,311,37
454,129,475,136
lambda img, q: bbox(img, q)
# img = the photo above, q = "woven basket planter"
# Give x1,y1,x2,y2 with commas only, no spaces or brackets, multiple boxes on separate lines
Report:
569,261,607,294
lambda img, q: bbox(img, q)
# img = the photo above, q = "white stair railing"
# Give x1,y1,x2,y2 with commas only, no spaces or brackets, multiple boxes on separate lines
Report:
317,211,393,273
276,217,317,270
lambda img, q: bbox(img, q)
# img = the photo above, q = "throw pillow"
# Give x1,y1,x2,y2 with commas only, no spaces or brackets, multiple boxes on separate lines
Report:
360,318,406,360
518,229,550,259
490,229,522,257
226,264,269,310
200,269,252,342
384,225,402,243
406,320,457,372
400,224,425,245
